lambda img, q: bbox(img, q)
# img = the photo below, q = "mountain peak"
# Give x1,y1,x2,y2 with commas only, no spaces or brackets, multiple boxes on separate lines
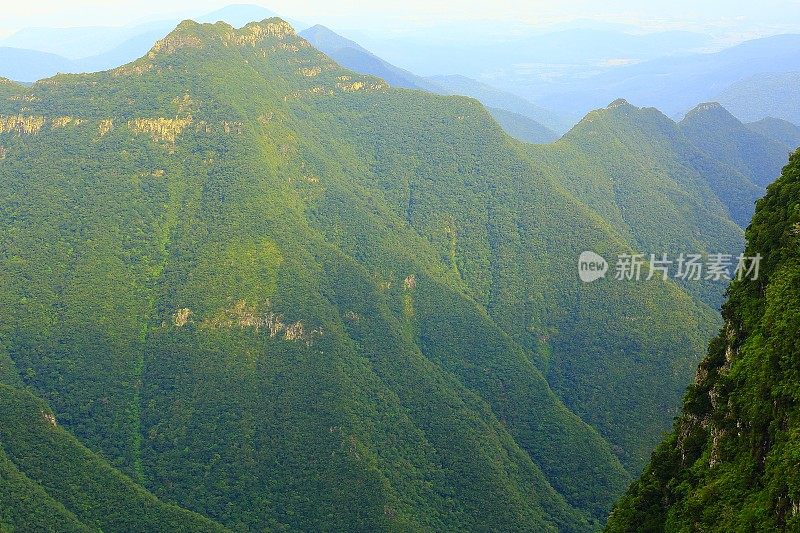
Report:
692,101,724,111
146,17,296,59
196,4,282,27
304,23,331,32
607,98,634,109
681,101,742,128
684,101,732,118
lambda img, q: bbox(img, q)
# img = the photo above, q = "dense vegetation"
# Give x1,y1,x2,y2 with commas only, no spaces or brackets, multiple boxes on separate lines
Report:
0,17,788,531
606,149,800,531
747,117,800,150
0,385,228,532
679,102,791,188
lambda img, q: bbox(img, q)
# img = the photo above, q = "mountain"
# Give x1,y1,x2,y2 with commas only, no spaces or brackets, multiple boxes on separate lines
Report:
746,116,800,149
197,4,306,31
0,18,636,530
606,148,800,532
0,18,752,530
0,385,227,532
535,34,800,118
717,71,800,125
0,47,73,83
530,98,748,310
196,4,280,26
427,74,572,134
486,107,558,143
299,25,562,140
679,102,792,187
299,24,440,92
0,5,305,83
0,18,564,144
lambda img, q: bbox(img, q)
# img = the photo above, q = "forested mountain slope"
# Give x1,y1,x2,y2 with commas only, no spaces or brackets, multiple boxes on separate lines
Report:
679,102,792,188
607,149,800,531
0,385,228,533
298,25,561,142
529,99,747,309
746,117,800,149
0,18,742,530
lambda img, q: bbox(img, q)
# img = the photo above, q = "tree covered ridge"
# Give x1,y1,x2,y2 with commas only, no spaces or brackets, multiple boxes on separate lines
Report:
0,17,633,531
0,16,783,532
606,149,800,531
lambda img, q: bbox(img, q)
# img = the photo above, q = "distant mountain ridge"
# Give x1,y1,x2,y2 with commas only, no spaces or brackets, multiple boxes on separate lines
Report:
425,73,571,134
298,25,564,140
535,34,800,119
746,116,800,149
679,102,793,188
298,24,440,92
717,71,800,126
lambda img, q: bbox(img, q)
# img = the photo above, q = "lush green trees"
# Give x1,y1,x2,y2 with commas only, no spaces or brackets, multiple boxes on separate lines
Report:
0,385,228,532
680,102,791,189
606,149,800,531
0,17,780,531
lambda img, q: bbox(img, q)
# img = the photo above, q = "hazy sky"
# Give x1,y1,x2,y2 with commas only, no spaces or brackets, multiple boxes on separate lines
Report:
2,0,800,40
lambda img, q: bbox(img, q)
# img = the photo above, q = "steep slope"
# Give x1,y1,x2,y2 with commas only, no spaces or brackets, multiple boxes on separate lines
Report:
487,106,558,143
717,71,800,126
747,117,800,149
0,385,228,533
0,18,742,530
298,24,438,92
606,149,800,532
313,93,721,474
0,18,636,530
680,102,791,187
530,99,748,307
